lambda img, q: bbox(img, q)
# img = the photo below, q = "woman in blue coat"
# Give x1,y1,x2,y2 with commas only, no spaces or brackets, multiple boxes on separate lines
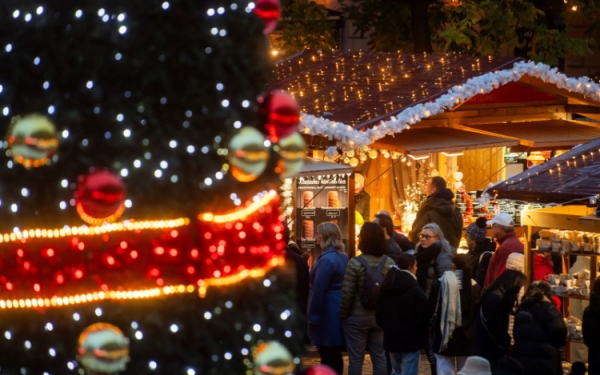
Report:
308,222,348,375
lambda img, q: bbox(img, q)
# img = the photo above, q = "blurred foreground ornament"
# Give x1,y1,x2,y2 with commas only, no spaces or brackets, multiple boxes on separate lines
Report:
5,114,58,167
259,91,301,143
253,0,282,34
253,341,295,375
229,127,269,182
303,364,337,375
75,170,126,225
277,132,306,178
76,323,130,375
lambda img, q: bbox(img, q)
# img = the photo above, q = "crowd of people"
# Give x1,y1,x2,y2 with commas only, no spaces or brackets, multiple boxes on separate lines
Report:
287,176,598,375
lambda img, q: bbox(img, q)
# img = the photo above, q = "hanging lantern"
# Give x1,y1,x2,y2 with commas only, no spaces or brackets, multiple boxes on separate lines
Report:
5,114,59,167
75,170,126,225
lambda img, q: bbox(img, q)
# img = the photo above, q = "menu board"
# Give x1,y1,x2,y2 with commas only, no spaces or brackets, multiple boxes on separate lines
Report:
295,174,349,251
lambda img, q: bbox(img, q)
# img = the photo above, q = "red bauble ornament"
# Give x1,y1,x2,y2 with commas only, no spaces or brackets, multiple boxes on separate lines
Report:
253,0,281,34
305,365,337,375
75,170,126,225
259,90,301,143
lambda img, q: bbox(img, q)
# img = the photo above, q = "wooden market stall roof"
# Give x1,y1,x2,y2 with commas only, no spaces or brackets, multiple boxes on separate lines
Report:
270,50,600,154
487,137,600,203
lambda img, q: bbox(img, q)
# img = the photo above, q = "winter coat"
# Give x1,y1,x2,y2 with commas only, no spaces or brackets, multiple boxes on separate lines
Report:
307,247,348,346
340,253,395,320
468,239,496,278
533,253,555,281
375,268,428,352
408,189,463,249
385,238,402,262
512,300,566,375
484,232,524,287
285,247,309,329
429,272,477,357
583,293,600,374
474,290,512,368
415,241,455,296
392,231,415,252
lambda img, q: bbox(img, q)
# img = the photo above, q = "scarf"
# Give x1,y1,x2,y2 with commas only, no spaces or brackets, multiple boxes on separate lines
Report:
415,242,442,291
437,270,462,352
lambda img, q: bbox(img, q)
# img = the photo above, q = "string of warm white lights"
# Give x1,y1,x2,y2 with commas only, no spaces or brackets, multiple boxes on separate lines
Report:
301,60,600,151
0,218,189,243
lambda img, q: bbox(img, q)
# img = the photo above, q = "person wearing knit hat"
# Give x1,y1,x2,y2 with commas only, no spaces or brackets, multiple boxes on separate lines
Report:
457,356,492,375
466,217,488,245
466,217,496,286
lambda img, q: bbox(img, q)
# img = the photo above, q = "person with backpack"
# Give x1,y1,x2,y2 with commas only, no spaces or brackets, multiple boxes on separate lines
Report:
376,253,428,375
307,222,348,375
340,222,395,375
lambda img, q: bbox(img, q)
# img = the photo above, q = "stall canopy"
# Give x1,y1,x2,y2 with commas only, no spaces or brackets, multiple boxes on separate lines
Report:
487,137,600,203
270,50,600,154
296,157,354,178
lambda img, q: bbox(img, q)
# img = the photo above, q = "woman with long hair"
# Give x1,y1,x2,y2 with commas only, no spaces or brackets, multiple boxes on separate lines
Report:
428,254,479,374
415,223,456,297
340,222,395,375
307,222,348,375
474,269,527,370
511,281,567,375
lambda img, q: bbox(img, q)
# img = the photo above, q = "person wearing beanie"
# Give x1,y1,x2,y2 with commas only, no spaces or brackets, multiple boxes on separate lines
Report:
466,217,496,287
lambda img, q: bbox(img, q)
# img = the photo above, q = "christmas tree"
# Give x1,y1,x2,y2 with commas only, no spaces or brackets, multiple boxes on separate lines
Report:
0,0,307,374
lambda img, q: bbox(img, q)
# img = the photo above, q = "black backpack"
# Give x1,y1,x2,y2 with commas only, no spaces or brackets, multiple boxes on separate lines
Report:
354,255,389,309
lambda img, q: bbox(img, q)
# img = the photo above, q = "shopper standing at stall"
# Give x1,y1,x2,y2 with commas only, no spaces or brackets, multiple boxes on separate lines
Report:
474,270,527,371
373,213,403,261
374,210,415,252
308,222,348,374
483,213,523,288
376,254,428,375
409,177,463,249
340,222,395,375
583,278,600,374
511,281,567,375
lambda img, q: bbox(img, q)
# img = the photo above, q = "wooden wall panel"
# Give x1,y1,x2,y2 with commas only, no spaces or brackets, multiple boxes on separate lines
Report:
458,147,506,191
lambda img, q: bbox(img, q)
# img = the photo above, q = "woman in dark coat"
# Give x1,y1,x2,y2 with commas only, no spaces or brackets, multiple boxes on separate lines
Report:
307,222,348,375
511,281,566,375
583,278,600,374
429,254,479,374
474,269,527,371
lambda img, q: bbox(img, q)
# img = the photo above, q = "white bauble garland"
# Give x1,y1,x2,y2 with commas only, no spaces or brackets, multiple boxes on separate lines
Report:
299,61,600,151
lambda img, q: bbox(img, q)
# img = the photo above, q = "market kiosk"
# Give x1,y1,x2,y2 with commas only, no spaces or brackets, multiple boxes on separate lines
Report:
521,205,600,364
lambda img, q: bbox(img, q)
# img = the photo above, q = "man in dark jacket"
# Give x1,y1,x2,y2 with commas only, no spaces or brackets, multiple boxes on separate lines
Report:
376,254,428,375
374,210,415,253
583,278,600,374
373,213,402,262
408,177,463,249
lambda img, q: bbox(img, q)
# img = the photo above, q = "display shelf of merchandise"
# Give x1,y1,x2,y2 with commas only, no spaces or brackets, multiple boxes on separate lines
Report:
521,205,597,363
532,248,599,257
552,293,590,301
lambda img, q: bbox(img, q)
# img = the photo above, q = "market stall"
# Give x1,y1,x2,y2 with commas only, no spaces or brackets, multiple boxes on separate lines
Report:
270,50,600,226
521,205,599,366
